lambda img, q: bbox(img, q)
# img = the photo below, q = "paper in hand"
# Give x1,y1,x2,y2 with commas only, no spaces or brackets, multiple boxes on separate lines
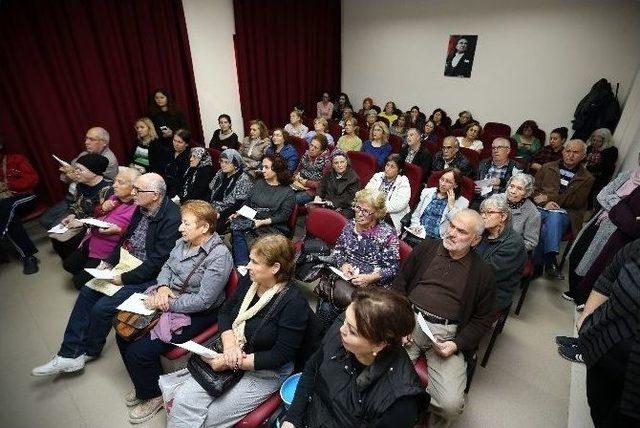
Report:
329,265,355,281
52,154,70,167
116,293,155,316
404,226,426,239
78,218,115,228
170,341,218,359
237,205,257,220
416,312,439,344
237,265,248,276
48,224,69,234
84,268,115,280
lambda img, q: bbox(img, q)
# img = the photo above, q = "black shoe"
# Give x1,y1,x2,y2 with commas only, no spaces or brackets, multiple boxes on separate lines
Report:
561,291,574,302
532,264,543,279
22,256,39,275
555,335,578,348
546,264,565,280
557,344,584,363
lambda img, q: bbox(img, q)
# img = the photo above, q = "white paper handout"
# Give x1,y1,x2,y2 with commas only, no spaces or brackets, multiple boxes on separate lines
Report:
48,224,69,234
52,154,70,167
78,218,115,228
84,268,116,280
117,293,155,316
170,341,218,359
237,265,248,276
416,312,439,344
404,226,426,239
237,205,257,220
329,265,358,281
84,249,143,296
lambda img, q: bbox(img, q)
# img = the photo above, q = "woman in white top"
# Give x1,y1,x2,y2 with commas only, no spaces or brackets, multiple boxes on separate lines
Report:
284,110,308,139
365,154,411,234
456,122,484,152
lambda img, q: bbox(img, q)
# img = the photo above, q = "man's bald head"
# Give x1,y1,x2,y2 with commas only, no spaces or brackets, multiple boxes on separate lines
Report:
443,209,484,257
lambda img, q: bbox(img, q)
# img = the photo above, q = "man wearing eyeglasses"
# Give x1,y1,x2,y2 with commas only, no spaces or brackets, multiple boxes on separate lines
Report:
432,136,474,178
475,137,520,199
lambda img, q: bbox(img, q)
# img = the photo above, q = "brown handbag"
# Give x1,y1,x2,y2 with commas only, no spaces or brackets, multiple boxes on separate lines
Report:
313,267,358,309
113,252,209,341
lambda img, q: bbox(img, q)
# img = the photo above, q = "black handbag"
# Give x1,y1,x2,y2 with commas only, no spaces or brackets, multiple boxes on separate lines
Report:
187,285,290,397
313,268,357,309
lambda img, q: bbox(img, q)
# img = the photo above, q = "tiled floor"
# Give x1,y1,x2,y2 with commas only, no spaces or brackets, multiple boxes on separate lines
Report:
0,224,593,427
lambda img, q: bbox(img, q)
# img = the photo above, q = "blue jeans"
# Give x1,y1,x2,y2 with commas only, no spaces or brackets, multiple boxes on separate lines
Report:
294,191,313,205
533,209,570,265
58,281,153,358
231,229,250,266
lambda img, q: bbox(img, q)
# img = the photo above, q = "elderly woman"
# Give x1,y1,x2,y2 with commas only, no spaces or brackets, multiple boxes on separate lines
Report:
407,168,469,242
284,110,308,139
265,128,298,172
529,127,567,172
314,150,361,217
365,154,411,233
512,120,542,162
456,122,484,152
230,154,295,266
62,167,140,289
240,120,270,178
586,128,618,204
168,234,309,427
165,129,192,198
390,113,409,140
282,288,427,428
129,117,168,175
451,111,474,132
116,201,233,424
362,121,393,170
305,117,335,147
498,173,541,252
336,117,362,152
209,114,239,151
292,134,331,205
209,149,253,232
316,92,334,120
177,147,215,203
477,195,527,311
379,101,399,125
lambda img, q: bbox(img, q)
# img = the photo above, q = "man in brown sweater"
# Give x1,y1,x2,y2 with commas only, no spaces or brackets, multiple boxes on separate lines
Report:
392,209,496,428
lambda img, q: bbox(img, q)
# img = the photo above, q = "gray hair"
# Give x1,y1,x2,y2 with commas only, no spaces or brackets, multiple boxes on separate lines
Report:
480,194,512,222
117,166,141,185
443,135,459,148
353,188,387,220
91,127,110,143
452,208,484,236
566,139,587,155
588,128,614,150
144,172,167,198
507,173,535,198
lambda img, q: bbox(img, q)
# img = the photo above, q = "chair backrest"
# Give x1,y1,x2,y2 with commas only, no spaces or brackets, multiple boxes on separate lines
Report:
403,163,423,209
399,240,413,266
358,125,371,141
451,128,465,137
433,126,447,143
327,121,343,142
305,206,348,245
426,170,475,202
458,147,481,169
483,122,511,139
388,134,403,153
287,204,299,237
208,148,222,173
347,151,377,186
225,269,240,298
289,135,307,160
376,116,390,127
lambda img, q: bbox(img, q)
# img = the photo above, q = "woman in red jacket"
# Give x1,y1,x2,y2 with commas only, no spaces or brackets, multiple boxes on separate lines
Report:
0,140,40,274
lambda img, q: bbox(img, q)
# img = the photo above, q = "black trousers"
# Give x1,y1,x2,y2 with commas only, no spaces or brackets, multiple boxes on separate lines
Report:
586,340,640,428
568,220,599,304
63,246,101,289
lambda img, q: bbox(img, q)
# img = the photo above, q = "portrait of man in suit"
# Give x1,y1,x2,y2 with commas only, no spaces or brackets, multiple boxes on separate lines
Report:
444,35,478,78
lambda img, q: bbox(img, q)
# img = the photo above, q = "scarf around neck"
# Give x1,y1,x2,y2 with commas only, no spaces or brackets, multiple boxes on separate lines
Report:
231,281,286,349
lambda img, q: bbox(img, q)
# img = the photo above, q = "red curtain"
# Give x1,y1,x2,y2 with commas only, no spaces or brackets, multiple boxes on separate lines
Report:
233,0,341,131
0,0,203,202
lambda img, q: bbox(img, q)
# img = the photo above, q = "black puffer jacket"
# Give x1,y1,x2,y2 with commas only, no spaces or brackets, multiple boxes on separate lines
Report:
316,167,361,210
571,78,621,140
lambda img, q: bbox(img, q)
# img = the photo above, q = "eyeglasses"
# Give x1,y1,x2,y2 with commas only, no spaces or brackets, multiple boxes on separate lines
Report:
442,146,456,150
353,205,374,216
479,210,502,216
85,136,104,142
131,186,156,195
492,146,509,151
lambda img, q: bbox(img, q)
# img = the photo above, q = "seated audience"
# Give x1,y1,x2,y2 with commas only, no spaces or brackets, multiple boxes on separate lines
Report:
0,139,39,274
331,92,352,121
32,173,181,377
40,126,118,229
357,97,375,116
336,117,363,152
361,121,392,170
209,114,239,150
408,105,426,131
378,101,399,125
400,127,433,179
284,110,308,139
429,108,451,131
456,122,484,152
168,234,309,427
165,129,191,199
129,117,168,175
432,136,474,178
565,152,640,306
283,288,428,428
512,120,542,162
392,209,496,428
362,109,378,134
117,200,233,424
585,128,618,204
532,139,594,278
390,112,409,140
208,149,253,233
305,117,335,147
62,167,139,289
148,89,188,148
314,150,361,217
421,119,439,148
49,154,113,260
338,107,354,129
529,126,567,173
365,154,411,233
316,91,334,120
240,120,270,178
265,128,298,172
177,147,215,203
500,173,540,252
476,137,520,198
292,134,331,205
230,155,294,266
407,168,469,241
477,195,527,311
451,110,474,132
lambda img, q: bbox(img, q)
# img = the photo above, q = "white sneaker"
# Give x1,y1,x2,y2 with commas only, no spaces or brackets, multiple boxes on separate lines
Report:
31,355,85,376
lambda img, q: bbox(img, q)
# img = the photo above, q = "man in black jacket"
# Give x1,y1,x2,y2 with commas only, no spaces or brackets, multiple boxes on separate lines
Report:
432,137,474,178
33,173,181,377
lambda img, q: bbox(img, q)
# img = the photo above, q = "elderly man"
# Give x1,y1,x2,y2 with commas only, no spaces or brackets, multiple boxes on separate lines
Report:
40,127,119,229
432,136,474,178
532,139,594,279
32,173,181,376
477,195,526,311
392,209,496,428
400,127,433,179
476,137,520,199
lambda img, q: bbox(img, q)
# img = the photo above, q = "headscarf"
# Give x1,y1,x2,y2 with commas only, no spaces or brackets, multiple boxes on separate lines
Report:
181,147,212,199
220,148,244,172
190,147,212,167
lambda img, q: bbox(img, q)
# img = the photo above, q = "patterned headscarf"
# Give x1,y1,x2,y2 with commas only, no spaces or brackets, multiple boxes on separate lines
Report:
190,147,212,167
221,148,244,172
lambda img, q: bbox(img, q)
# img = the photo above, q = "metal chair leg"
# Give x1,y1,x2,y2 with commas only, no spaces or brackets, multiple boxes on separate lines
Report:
558,239,574,271
515,276,531,315
480,309,509,368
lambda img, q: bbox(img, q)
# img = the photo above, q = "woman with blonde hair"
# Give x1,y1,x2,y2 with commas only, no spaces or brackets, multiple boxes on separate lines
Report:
336,117,362,152
129,117,168,174
362,121,392,170
304,117,335,147
284,110,308,139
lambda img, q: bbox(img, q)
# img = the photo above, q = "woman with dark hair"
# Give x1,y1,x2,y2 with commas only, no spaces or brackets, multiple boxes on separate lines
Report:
165,129,192,199
177,147,215,202
129,117,168,175
365,154,411,234
400,127,433,181
239,120,270,178
513,120,542,162
379,101,399,126
331,92,353,121
456,122,484,152
314,150,361,218
147,89,188,147
209,114,239,150
265,128,298,172
408,106,426,131
451,111,474,132
421,120,439,147
292,134,331,205
316,91,334,120
429,108,451,131
390,113,409,140
209,149,253,232
358,97,375,116
529,127,567,172
230,155,295,266
282,288,427,428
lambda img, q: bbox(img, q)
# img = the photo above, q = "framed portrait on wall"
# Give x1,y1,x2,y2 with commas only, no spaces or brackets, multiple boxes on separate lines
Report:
444,35,478,78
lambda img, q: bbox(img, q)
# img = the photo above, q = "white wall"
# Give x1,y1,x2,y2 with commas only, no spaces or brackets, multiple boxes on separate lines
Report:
183,0,244,144
616,67,640,172
342,0,640,142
